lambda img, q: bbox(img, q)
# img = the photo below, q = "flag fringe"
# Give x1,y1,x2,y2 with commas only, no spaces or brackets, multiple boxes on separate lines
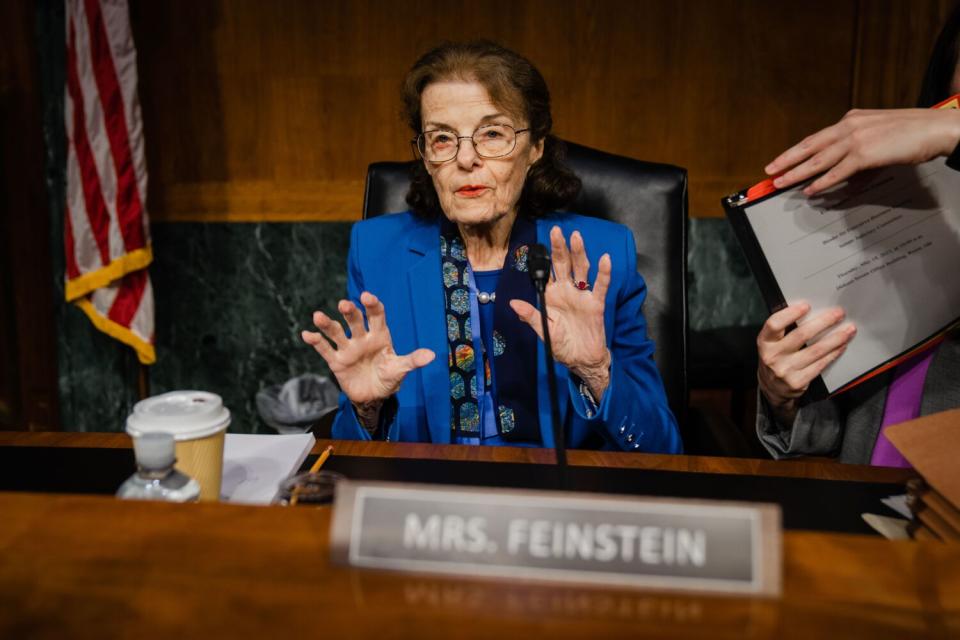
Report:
65,246,152,302
74,297,156,365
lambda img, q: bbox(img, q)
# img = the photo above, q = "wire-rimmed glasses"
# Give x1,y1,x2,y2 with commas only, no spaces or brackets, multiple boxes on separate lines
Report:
414,124,530,162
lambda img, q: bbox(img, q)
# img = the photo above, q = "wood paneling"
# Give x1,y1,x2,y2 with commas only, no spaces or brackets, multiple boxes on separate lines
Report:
0,0,60,431
130,0,950,221
852,0,958,108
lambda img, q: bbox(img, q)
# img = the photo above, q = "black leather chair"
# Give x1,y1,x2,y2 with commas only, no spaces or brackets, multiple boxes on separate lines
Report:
362,141,689,427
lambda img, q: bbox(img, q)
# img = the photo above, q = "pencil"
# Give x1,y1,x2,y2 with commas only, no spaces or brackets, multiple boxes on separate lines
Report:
290,445,334,506
309,445,334,473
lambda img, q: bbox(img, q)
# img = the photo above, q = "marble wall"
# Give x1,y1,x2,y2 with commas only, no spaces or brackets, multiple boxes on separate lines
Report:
688,219,767,331
54,219,766,433
149,222,350,432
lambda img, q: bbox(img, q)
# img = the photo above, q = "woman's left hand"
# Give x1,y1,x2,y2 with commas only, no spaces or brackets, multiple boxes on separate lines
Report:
510,226,612,400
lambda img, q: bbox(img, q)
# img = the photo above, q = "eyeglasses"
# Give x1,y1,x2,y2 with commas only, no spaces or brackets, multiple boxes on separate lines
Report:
413,124,530,163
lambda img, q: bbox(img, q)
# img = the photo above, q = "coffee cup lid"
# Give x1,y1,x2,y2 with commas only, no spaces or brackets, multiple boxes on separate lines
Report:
126,391,231,440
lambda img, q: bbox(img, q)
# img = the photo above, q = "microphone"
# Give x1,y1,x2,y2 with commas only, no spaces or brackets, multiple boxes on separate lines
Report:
528,244,567,487
528,244,551,292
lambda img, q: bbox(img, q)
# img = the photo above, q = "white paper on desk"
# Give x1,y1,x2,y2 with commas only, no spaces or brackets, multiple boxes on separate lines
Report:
220,433,316,505
861,513,910,540
746,158,960,392
881,494,912,519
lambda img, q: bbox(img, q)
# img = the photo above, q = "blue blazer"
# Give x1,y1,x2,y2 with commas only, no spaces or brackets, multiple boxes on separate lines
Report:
330,211,682,454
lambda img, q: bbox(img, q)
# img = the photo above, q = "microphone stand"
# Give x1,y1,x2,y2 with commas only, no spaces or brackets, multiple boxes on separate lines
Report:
529,244,567,489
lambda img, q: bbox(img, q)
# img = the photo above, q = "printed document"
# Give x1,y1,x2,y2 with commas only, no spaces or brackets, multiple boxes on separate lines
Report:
221,432,316,504
744,158,960,392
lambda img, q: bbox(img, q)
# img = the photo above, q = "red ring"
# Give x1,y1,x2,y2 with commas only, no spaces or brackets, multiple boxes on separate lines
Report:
574,280,589,291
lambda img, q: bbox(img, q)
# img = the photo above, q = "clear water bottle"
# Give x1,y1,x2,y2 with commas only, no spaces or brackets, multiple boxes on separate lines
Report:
117,432,201,502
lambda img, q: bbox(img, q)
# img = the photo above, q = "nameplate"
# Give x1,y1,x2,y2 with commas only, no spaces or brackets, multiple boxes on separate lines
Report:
330,481,781,596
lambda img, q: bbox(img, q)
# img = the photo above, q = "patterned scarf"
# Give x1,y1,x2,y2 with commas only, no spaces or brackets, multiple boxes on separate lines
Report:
440,216,541,442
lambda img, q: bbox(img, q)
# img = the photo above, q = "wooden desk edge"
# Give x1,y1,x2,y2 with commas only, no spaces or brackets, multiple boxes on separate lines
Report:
0,431,914,484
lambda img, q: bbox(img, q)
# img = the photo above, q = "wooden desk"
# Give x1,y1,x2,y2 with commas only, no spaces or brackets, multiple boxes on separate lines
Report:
0,431,916,535
0,432,947,638
0,490,956,639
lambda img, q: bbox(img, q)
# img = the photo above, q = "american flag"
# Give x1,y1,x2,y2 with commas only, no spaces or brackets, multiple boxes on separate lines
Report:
64,0,154,364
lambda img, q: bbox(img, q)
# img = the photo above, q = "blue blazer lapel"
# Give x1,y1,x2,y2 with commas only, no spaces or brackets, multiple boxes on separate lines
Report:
406,220,451,444
536,219,570,447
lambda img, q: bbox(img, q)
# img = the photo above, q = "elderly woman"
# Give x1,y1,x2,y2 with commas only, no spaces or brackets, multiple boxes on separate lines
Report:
302,41,681,452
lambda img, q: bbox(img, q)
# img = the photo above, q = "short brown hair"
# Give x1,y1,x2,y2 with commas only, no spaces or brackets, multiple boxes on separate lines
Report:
401,41,580,219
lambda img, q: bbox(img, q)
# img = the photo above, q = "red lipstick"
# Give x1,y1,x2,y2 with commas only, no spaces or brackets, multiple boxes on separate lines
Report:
456,185,489,197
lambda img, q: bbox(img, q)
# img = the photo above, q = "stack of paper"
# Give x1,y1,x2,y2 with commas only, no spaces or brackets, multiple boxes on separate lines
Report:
220,433,316,505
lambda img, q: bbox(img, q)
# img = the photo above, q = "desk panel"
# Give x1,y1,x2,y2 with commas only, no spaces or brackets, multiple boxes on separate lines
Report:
0,432,915,482
0,492,956,639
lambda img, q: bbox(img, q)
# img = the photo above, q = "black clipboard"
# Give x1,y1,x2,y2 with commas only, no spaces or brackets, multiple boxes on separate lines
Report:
723,93,960,401
723,181,828,401
722,173,960,402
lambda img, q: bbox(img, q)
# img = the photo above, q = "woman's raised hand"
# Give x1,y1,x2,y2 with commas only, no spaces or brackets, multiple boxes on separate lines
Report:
301,292,435,411
765,107,960,195
757,303,857,425
510,226,612,400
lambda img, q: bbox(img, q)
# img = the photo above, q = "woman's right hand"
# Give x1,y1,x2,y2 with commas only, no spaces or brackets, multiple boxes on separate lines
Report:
757,303,857,425
301,291,435,420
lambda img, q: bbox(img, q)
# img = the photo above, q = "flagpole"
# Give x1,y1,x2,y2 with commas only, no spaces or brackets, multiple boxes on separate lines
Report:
137,364,150,400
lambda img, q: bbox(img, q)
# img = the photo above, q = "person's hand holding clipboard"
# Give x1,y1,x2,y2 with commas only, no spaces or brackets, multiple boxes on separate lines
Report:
726,95,960,425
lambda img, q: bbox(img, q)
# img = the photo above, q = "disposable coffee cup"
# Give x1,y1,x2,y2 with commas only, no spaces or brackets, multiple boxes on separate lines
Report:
126,391,231,502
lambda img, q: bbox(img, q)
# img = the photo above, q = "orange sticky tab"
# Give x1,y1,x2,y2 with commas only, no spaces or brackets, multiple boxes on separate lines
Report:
933,93,960,110
746,177,778,202
832,329,953,396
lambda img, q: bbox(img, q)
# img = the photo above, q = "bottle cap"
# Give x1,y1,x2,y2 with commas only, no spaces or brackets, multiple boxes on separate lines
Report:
133,432,177,470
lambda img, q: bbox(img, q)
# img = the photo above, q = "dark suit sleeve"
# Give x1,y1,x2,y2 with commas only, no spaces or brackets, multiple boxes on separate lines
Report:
755,391,843,458
567,228,682,453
